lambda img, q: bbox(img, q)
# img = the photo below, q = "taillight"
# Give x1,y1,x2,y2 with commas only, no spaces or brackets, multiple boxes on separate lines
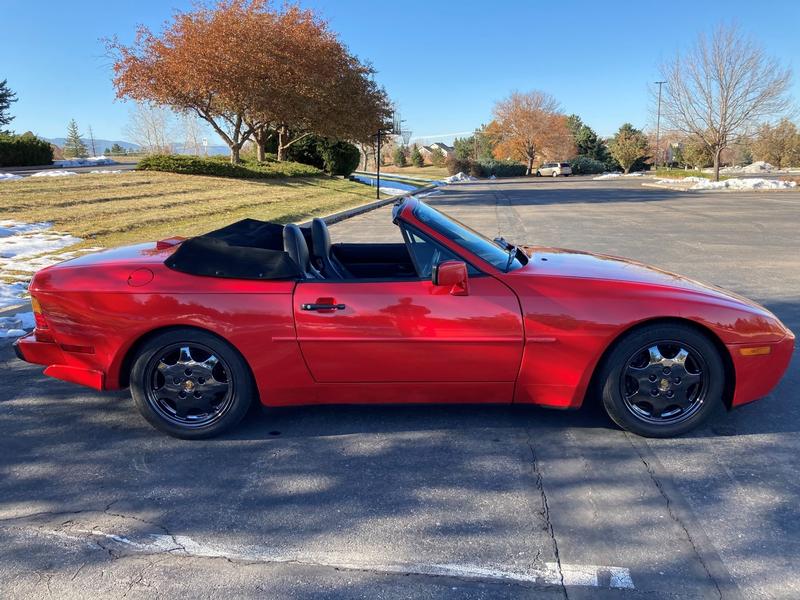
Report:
31,296,54,342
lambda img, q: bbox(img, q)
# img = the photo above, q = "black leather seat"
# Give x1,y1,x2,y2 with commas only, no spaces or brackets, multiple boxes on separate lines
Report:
283,224,322,279
311,218,351,279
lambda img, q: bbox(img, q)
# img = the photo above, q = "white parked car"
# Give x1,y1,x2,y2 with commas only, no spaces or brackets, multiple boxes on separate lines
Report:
536,162,572,177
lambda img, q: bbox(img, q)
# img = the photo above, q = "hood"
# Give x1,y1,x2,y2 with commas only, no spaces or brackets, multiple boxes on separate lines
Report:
518,245,774,315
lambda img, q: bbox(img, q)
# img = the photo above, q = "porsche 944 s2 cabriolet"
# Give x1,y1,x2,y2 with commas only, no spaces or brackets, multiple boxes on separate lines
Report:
14,196,794,439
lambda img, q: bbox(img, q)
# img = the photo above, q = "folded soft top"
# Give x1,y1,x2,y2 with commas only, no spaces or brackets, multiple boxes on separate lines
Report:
164,218,304,280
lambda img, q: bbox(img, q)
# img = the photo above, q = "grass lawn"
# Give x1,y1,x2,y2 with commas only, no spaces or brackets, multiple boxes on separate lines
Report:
378,165,450,180
652,168,730,180
0,171,382,252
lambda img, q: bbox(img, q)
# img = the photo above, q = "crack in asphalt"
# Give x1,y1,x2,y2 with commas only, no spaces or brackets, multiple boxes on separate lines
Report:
525,427,569,600
625,433,723,600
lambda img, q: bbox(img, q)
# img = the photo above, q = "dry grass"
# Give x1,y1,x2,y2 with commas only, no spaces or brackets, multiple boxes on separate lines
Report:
0,171,381,250
378,165,449,180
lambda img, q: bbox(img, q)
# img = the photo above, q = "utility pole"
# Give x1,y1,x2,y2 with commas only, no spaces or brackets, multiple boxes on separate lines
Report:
654,81,666,170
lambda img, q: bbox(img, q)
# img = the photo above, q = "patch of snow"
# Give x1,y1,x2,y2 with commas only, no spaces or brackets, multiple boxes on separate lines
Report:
719,161,776,175
0,173,23,182
689,177,796,191
30,170,78,177
53,155,117,168
380,186,412,196
89,169,123,174
0,281,29,310
0,311,34,338
444,172,477,183
593,172,622,180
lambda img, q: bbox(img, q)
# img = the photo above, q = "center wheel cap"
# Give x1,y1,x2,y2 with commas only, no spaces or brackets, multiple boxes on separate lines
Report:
183,380,195,391
658,378,671,392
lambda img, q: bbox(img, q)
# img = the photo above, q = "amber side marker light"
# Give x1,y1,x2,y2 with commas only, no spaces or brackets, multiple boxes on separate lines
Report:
739,346,772,357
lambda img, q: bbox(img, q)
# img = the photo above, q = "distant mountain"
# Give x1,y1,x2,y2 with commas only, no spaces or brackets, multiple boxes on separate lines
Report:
44,138,231,156
45,138,141,153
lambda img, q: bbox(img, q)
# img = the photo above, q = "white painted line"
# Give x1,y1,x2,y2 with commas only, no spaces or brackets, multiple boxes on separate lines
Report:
40,528,634,589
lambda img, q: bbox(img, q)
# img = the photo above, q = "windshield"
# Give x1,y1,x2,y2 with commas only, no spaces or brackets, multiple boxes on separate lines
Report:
411,201,525,272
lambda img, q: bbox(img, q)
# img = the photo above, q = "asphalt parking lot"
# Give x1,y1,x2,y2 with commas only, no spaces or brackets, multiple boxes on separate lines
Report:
1,176,798,599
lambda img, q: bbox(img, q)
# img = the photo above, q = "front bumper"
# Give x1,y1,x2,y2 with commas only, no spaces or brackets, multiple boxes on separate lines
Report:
730,332,795,407
13,333,105,390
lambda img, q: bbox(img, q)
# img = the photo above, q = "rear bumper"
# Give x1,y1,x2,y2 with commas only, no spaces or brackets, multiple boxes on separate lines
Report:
729,332,795,407
13,333,105,390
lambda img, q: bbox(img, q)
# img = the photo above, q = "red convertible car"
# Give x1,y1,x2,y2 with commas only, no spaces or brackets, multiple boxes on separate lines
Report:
14,197,794,439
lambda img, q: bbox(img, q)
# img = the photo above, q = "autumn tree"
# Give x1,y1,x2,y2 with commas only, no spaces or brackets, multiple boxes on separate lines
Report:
659,24,793,180
752,119,800,168
488,91,574,175
682,136,715,169
0,79,18,132
608,123,650,173
63,119,88,158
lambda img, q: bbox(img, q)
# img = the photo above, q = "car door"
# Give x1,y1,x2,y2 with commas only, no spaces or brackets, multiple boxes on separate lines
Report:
292,232,524,386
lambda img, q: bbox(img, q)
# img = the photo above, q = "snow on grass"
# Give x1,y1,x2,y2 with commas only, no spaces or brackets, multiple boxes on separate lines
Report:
653,177,796,190
0,220,84,309
0,173,23,182
0,281,29,311
718,161,776,175
444,172,477,183
592,172,645,180
89,169,123,175
54,155,117,168
30,170,78,177
690,177,796,190
0,311,34,338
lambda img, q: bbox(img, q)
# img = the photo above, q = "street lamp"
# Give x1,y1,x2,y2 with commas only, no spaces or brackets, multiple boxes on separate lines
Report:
654,81,666,170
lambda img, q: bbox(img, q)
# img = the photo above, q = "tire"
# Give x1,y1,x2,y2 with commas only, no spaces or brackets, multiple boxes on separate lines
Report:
535,170,542,177
597,323,724,438
552,171,559,177
130,328,255,439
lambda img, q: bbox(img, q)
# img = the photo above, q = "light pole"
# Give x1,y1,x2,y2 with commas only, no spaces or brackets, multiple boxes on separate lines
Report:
654,81,666,170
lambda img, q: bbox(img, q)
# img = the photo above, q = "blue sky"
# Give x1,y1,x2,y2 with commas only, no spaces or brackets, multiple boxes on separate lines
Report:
2,0,799,144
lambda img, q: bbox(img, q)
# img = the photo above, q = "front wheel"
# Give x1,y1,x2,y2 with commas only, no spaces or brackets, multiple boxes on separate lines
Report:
598,323,725,437
130,329,255,439
552,171,559,177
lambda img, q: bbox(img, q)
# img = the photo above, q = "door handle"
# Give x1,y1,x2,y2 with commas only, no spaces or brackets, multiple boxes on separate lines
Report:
301,303,346,311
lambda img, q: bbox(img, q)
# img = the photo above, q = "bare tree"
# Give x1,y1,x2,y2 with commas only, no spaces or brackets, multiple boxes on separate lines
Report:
659,24,793,180
180,114,205,156
124,103,175,154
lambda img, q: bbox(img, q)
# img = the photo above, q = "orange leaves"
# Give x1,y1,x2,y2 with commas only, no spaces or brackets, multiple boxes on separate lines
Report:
106,0,391,156
487,91,574,172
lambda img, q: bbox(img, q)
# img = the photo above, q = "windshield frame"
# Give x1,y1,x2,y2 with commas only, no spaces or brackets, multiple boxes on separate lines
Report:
399,199,526,273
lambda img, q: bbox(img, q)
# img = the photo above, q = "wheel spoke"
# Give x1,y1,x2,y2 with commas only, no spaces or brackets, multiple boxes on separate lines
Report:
178,346,194,364
648,346,665,365
673,348,689,365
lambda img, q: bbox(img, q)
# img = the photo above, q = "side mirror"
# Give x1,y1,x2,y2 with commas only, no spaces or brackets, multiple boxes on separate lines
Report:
432,260,469,296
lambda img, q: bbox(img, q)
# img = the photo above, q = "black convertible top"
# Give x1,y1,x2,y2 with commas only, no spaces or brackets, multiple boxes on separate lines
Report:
164,218,304,280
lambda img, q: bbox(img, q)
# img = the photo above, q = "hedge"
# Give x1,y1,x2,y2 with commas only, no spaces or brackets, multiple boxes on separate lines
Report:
445,157,527,178
0,133,54,167
137,154,322,179
569,156,606,175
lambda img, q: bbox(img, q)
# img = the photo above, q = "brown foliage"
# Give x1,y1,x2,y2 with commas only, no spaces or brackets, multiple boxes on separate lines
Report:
107,1,391,163
487,91,574,174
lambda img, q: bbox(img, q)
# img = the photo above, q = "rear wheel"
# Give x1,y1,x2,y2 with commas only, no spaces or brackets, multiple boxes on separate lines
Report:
598,323,724,437
130,329,254,439
552,171,558,177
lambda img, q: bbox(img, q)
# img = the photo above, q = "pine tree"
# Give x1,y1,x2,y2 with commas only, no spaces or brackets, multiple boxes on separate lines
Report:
393,145,407,167
0,79,18,132
411,144,424,167
63,119,88,158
